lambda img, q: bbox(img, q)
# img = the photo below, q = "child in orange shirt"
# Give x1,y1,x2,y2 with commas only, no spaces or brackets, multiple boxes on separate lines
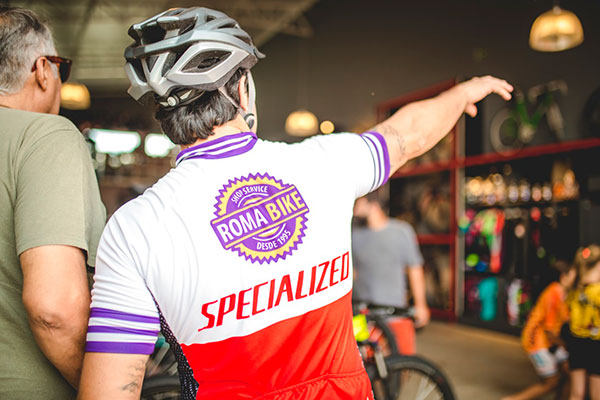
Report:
503,260,576,400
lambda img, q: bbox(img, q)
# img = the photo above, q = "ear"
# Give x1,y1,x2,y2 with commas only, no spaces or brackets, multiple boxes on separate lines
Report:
33,57,52,91
237,74,249,112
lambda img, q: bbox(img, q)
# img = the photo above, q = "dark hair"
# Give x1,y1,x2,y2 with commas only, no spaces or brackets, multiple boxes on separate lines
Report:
154,68,247,145
540,259,572,287
363,186,389,212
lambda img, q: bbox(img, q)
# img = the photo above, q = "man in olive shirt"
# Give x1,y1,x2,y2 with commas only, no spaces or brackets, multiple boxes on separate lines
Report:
0,7,105,399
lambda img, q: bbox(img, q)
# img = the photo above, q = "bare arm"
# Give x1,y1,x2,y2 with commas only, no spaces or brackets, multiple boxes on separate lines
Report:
407,266,430,328
77,353,149,399
371,76,513,174
20,245,91,388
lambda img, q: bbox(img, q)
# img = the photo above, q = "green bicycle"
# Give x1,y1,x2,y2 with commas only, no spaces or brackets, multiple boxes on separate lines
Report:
489,80,567,154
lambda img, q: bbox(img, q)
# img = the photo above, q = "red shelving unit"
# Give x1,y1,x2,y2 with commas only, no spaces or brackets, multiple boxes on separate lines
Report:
378,79,600,327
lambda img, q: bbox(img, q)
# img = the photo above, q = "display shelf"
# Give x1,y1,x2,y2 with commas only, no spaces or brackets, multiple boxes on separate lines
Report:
416,234,453,245
460,137,600,168
465,199,580,210
459,141,599,334
380,77,600,332
392,161,456,178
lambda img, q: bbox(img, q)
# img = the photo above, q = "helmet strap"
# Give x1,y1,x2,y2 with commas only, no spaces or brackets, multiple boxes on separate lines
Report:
218,71,257,130
157,88,205,111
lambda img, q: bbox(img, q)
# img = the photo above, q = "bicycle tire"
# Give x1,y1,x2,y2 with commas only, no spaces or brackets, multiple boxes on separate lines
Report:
141,374,181,400
368,355,455,400
489,108,522,154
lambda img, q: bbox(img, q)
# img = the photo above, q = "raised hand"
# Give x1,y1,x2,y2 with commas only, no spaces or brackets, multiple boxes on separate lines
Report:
458,75,514,117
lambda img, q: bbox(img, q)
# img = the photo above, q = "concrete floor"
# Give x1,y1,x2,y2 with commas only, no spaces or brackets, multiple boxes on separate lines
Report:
416,321,552,400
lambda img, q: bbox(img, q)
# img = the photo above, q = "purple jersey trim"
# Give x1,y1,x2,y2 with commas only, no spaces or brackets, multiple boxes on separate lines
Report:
87,325,159,336
90,307,159,324
176,131,257,164
85,341,155,354
363,131,391,187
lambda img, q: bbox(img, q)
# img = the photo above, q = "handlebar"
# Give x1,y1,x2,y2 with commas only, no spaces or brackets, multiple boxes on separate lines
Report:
352,301,416,321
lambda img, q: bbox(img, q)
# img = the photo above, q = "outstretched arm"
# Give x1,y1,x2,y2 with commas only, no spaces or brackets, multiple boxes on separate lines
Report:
371,76,513,174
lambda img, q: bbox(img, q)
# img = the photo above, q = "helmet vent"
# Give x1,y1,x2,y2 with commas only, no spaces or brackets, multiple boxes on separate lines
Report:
141,24,167,45
131,59,147,83
179,20,195,36
183,50,230,72
147,55,159,72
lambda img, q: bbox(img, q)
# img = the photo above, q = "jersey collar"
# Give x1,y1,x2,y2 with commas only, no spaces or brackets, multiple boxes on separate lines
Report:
176,131,257,166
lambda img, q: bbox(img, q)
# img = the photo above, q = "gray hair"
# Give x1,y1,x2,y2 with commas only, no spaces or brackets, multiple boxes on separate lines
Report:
0,7,57,95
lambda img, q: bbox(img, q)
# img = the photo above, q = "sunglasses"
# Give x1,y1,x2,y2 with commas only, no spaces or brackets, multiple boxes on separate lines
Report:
31,55,72,83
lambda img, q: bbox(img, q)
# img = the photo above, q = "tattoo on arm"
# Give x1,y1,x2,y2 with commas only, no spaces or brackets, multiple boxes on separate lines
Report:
394,133,406,159
374,123,406,161
120,360,146,394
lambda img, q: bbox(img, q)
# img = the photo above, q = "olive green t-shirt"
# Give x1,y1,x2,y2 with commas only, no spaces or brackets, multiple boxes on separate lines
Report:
0,108,106,399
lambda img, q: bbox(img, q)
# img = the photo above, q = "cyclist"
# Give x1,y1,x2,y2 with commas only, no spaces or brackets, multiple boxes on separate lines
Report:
77,6,513,399
353,188,429,355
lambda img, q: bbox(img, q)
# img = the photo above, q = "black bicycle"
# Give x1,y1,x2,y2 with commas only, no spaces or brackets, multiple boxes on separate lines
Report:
354,304,456,400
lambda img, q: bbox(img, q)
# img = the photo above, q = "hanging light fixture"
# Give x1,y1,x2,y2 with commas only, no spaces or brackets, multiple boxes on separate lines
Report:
61,82,91,110
529,3,584,52
285,109,319,137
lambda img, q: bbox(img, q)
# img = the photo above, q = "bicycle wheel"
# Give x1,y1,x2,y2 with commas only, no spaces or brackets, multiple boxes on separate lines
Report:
369,355,455,400
489,108,522,154
141,374,181,400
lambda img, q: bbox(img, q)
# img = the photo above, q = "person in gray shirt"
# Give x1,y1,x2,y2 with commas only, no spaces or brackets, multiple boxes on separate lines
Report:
352,188,429,353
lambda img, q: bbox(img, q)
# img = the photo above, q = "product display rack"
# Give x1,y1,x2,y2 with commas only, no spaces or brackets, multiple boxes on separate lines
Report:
378,79,600,331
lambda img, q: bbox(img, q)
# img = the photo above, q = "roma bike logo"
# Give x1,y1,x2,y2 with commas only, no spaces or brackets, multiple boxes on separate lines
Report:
211,173,309,264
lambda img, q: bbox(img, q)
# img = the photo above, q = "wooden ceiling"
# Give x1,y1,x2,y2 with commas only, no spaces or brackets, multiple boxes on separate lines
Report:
5,0,319,90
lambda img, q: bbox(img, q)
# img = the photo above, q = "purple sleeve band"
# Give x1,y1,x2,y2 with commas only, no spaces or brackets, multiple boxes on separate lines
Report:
85,341,156,355
364,131,391,185
90,307,159,324
87,325,159,336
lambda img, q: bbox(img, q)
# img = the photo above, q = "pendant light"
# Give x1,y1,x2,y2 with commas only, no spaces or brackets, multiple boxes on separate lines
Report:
61,82,91,110
529,2,584,52
285,109,319,137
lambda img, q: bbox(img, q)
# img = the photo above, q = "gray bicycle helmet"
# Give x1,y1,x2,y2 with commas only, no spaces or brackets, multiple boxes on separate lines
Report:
124,7,265,105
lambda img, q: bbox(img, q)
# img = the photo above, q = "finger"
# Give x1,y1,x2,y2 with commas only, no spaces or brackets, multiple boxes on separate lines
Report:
465,103,478,117
498,79,514,93
485,76,514,93
495,87,512,101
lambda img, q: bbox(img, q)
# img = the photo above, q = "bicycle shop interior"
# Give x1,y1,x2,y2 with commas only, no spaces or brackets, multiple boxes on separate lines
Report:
12,0,600,398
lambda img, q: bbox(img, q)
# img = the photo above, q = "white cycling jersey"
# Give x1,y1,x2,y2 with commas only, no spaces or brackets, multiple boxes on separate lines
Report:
86,130,390,399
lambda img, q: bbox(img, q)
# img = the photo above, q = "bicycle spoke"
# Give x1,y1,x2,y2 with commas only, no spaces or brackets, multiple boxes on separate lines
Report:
414,375,438,400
